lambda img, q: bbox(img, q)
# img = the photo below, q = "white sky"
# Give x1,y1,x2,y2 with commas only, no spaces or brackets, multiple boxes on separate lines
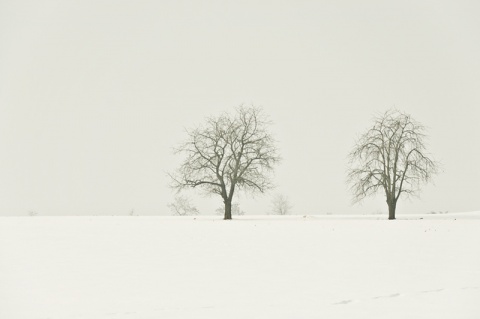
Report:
1,0,479,216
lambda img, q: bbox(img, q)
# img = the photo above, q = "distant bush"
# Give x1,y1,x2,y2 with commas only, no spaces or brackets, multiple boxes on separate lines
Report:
168,196,199,216
270,194,292,215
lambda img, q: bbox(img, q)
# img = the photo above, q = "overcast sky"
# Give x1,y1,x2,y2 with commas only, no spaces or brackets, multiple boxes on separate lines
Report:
1,0,479,216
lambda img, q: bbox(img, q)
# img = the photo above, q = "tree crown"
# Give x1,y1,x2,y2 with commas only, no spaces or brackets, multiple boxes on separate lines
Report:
170,106,280,201
347,109,439,204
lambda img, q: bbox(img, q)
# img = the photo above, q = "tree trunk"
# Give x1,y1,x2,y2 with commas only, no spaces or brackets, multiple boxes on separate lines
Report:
388,200,396,220
224,200,232,220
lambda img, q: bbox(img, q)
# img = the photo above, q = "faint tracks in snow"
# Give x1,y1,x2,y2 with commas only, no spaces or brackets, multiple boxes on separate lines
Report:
333,292,402,306
333,299,355,305
461,286,480,290
333,286,480,306
373,292,402,299
421,288,444,293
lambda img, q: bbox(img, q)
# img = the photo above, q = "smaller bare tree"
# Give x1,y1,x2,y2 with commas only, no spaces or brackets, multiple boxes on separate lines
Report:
168,196,199,216
347,109,439,220
271,194,292,215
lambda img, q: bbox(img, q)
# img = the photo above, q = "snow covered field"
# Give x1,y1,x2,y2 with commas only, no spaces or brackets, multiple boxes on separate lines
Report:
1,213,479,319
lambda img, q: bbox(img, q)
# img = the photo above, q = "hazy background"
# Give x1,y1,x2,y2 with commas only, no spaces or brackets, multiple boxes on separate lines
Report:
1,0,479,216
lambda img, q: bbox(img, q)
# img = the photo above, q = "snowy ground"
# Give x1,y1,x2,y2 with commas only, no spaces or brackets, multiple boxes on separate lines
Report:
1,212,479,319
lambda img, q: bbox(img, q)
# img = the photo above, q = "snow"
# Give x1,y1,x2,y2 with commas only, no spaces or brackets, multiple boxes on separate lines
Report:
1,213,479,319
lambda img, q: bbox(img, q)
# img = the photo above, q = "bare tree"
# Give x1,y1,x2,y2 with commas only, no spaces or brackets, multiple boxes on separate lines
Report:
271,194,292,215
168,196,199,216
170,106,280,219
347,109,439,220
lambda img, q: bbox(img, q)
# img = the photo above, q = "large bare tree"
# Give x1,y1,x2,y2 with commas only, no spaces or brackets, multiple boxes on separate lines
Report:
347,109,439,220
170,106,280,220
